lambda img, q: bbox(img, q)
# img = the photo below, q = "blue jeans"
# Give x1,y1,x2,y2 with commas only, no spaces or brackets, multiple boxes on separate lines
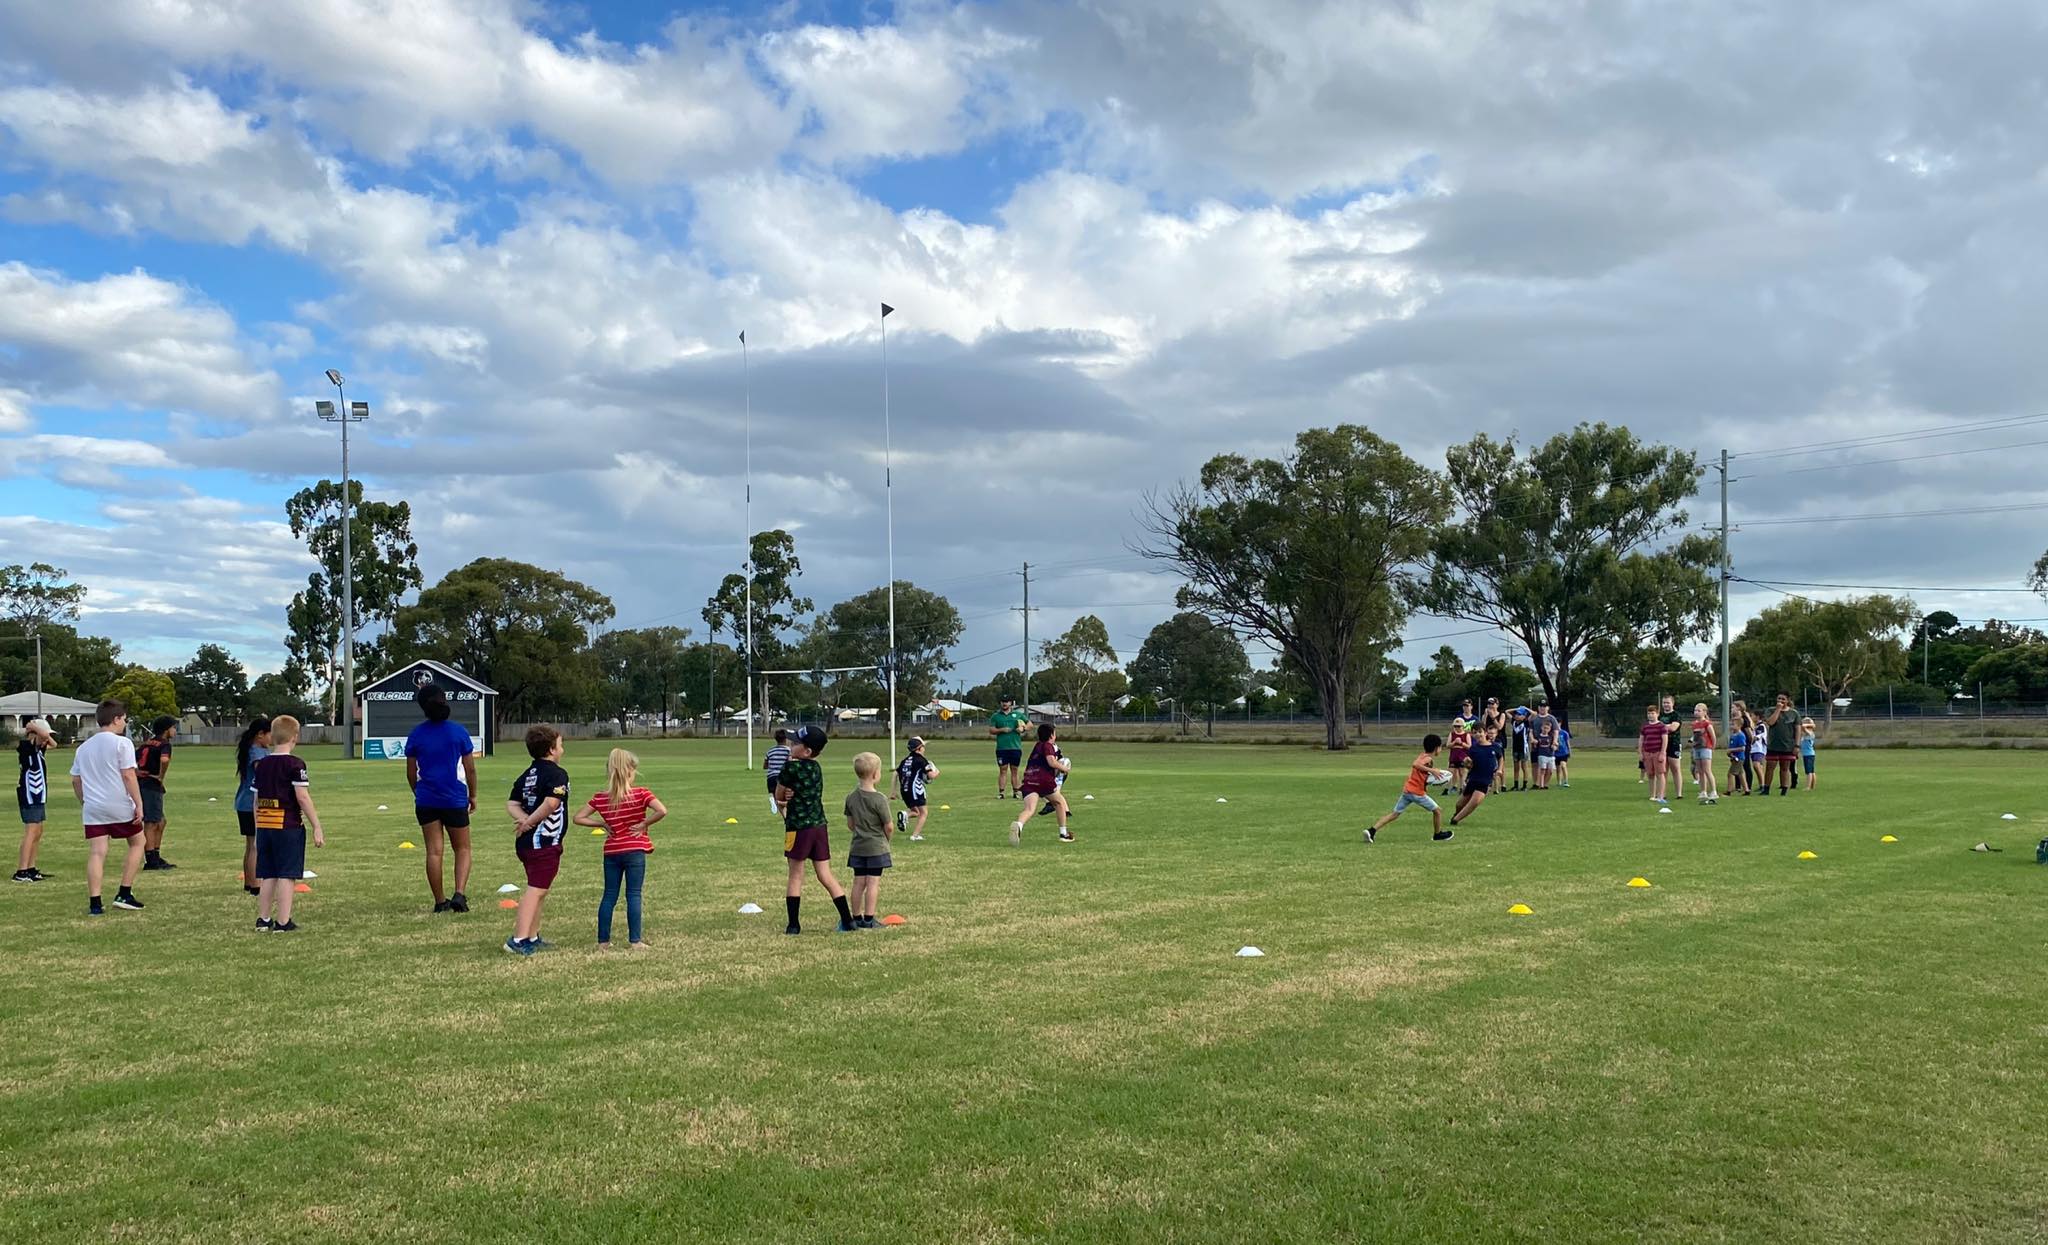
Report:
598,851,647,944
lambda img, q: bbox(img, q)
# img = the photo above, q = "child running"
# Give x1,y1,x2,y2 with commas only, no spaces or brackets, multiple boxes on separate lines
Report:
763,729,792,815
1365,733,1453,844
1690,702,1719,805
1449,716,1499,828
1009,724,1073,844
14,717,54,884
845,752,893,929
251,715,323,932
1640,703,1674,805
774,726,856,935
1800,719,1819,791
233,717,271,894
573,748,667,951
504,726,570,956
894,736,938,841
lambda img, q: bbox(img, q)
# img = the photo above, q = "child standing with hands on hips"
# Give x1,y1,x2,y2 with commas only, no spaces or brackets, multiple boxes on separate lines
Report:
574,748,666,951
504,726,569,956
251,715,323,932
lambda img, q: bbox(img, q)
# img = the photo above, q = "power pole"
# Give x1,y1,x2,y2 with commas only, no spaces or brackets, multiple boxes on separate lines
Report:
1016,562,1035,710
1717,447,1731,731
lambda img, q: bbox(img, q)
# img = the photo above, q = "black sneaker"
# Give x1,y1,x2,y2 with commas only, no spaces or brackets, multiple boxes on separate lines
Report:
895,810,908,834
256,917,272,932
1432,829,1455,842
1058,829,1076,843
27,868,49,882
270,920,299,933
1362,826,1377,844
784,924,801,936
449,893,469,913
112,892,144,911
434,899,454,913
156,857,177,870
88,899,105,916
1037,800,1057,817
11,869,32,883
836,918,859,933
143,855,168,871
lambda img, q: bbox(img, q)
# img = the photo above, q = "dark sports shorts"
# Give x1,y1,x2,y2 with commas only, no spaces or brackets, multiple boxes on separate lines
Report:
19,802,46,824
1666,736,1682,758
848,852,892,877
1802,755,1816,774
516,839,564,888
784,825,830,862
765,773,783,794
415,804,471,829
1767,752,1795,764
1021,781,1057,799
899,790,927,809
139,788,166,823
1511,735,1526,759
996,748,1023,768
255,827,307,880
1463,769,1495,797
1448,748,1468,767
85,821,141,840
238,809,256,836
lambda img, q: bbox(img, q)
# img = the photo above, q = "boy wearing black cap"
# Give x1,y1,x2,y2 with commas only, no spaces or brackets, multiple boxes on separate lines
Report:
894,737,939,841
773,726,855,935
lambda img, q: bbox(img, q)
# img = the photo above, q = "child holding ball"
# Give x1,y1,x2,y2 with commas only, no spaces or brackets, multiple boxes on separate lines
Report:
1365,733,1453,844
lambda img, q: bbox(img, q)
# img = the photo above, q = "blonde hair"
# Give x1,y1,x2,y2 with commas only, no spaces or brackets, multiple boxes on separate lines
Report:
852,751,881,780
605,748,639,806
270,715,302,744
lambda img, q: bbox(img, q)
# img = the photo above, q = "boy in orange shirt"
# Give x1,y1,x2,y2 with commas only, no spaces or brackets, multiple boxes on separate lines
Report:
1365,733,1453,844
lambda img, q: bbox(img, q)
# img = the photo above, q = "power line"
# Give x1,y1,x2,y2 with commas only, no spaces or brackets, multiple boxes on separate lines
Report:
1740,578,2039,595
1730,500,2048,527
1732,436,2048,482
1726,412,2048,463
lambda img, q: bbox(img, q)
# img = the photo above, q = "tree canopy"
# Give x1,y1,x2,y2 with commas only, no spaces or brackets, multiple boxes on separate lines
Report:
1037,615,1120,720
172,643,250,724
0,562,86,637
1143,425,1448,750
389,558,614,725
1414,424,1717,727
283,481,423,717
1127,612,1250,734
806,582,964,720
704,530,812,667
1730,594,1915,724
103,666,179,725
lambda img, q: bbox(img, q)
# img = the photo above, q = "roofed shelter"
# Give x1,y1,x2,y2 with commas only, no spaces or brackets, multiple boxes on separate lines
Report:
357,660,496,759
0,690,100,735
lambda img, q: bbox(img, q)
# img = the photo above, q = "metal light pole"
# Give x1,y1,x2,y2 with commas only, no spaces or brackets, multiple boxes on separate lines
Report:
741,330,754,769
880,302,898,767
317,371,368,759
1717,448,1731,731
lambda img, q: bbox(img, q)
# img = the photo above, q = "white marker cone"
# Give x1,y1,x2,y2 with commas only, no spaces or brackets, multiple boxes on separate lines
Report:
737,902,764,914
1083,794,1095,801
302,870,318,880
497,883,520,894
2000,813,2018,820
377,804,390,812
1216,797,1229,803
1235,946,1264,957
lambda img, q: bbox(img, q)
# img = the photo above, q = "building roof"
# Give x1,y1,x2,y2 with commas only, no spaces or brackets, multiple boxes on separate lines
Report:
357,659,497,698
0,690,101,715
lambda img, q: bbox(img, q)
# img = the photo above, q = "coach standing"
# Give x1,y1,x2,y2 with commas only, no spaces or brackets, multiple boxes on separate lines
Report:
989,696,1028,800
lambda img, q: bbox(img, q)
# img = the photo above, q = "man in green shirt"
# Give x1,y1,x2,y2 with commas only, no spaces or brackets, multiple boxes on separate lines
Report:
988,697,1028,799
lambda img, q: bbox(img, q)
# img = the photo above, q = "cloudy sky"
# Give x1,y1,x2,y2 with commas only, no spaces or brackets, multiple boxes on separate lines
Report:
3,0,2046,691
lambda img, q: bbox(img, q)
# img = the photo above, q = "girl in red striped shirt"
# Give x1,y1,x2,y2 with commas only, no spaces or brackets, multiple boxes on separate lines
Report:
573,749,667,950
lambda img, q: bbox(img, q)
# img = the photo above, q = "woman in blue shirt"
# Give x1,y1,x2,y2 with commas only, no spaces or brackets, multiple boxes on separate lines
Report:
406,686,480,914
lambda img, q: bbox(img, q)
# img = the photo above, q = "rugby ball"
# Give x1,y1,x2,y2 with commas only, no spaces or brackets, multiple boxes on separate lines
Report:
1430,770,1454,786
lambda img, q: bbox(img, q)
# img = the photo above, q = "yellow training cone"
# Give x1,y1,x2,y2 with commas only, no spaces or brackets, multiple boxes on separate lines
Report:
939,804,951,811
591,828,606,836
723,817,739,825
1879,835,1898,843
1797,850,1818,860
1627,877,1652,888
1507,903,1534,916
399,841,417,850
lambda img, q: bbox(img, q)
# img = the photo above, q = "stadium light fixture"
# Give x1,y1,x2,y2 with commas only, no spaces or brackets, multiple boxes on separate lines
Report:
316,371,370,760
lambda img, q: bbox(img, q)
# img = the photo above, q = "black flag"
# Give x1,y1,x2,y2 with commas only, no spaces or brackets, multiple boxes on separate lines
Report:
739,330,745,343
880,302,894,318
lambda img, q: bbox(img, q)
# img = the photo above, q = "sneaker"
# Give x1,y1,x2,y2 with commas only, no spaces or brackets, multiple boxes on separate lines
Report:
88,899,104,916
1009,821,1022,846
836,918,858,933
143,856,168,871
596,941,614,952
528,937,556,952
256,918,272,931
156,857,177,870
1432,829,1455,842
26,868,49,881
1037,800,1058,818
449,893,469,914
270,921,299,933
1560,781,1570,788
1362,826,1377,845
909,833,925,842
895,810,908,833
112,892,144,910
629,941,652,951
434,899,454,914
503,937,536,956
784,924,801,936
11,869,31,883
1058,829,1076,843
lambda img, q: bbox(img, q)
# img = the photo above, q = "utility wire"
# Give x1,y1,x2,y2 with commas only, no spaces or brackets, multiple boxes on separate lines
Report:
1726,412,2048,463
1731,436,2048,482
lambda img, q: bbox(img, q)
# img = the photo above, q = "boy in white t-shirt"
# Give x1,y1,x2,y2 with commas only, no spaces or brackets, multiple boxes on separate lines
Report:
69,699,148,916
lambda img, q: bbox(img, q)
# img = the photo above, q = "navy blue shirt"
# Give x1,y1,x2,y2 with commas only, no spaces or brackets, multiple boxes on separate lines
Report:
511,759,570,850
406,719,474,808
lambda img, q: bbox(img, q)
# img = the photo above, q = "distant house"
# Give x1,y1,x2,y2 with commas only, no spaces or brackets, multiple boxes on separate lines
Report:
912,698,982,722
1024,701,1069,723
0,690,101,735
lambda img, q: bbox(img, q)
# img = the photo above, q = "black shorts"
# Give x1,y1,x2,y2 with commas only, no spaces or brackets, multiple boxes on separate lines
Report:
848,853,892,877
996,748,1023,768
238,809,256,837
140,787,166,823
415,805,471,829
765,772,783,794
899,791,927,809
1464,769,1496,797
1510,735,1526,759
255,828,307,880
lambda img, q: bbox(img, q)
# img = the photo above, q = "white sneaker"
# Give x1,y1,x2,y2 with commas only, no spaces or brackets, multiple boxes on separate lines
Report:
895,810,908,833
1009,821,1022,846
909,833,924,842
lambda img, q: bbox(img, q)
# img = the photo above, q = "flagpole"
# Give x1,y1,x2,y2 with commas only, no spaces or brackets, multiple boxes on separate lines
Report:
742,330,754,771
881,301,897,769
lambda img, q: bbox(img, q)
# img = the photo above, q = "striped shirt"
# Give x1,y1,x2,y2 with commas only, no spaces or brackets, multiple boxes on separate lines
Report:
763,745,791,778
588,787,656,855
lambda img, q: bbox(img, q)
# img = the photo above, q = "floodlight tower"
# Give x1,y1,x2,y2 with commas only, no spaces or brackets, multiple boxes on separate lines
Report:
316,370,369,759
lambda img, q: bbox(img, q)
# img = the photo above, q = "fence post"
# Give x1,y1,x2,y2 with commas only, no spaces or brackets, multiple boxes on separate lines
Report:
1888,684,1894,720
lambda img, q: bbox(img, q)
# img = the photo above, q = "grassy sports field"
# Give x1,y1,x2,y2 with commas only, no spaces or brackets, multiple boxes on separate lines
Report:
2,737,2044,1243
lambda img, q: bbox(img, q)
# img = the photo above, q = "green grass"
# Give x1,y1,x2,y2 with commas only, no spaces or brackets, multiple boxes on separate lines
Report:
3,739,2046,1243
